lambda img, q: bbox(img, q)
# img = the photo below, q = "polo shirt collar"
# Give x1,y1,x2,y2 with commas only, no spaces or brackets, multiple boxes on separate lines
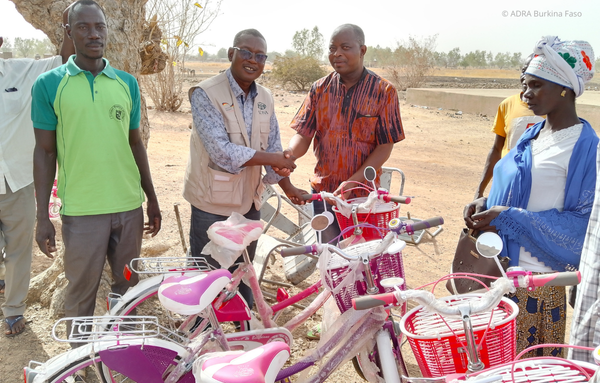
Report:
66,55,116,79
226,68,258,99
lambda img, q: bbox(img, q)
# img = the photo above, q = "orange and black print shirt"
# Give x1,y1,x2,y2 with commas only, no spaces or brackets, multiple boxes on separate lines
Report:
290,68,405,193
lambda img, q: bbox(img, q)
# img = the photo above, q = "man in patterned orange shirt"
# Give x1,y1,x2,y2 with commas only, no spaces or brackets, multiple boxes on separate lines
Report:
287,24,405,243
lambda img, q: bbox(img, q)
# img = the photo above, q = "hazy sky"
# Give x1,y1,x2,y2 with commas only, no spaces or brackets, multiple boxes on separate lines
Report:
1,0,599,58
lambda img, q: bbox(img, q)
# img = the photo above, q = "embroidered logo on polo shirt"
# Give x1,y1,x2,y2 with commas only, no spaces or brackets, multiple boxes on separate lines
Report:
109,104,126,121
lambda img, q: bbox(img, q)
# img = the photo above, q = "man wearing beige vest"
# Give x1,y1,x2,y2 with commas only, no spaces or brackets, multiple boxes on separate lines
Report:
184,29,305,308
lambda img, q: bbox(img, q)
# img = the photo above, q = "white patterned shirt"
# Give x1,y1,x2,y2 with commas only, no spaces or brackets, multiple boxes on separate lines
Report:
0,56,62,194
569,142,600,363
190,69,283,184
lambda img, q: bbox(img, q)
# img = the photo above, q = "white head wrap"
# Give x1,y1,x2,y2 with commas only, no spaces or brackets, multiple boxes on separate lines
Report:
525,36,595,98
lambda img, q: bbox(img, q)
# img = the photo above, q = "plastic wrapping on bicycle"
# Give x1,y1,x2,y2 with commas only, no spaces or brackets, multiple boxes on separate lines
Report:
352,278,516,314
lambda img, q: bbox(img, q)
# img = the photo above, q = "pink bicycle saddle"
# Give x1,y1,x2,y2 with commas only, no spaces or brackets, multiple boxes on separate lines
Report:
193,342,290,383
158,269,231,315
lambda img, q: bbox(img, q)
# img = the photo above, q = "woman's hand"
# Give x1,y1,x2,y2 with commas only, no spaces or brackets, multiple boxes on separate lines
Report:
470,206,509,232
464,197,487,229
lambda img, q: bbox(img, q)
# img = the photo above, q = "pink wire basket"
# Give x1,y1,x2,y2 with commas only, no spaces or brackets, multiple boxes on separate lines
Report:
324,240,406,314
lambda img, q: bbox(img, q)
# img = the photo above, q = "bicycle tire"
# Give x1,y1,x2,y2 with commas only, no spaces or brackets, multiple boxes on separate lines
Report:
42,351,104,383
354,324,407,382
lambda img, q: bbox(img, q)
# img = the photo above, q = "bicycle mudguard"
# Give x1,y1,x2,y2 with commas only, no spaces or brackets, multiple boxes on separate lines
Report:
213,293,251,322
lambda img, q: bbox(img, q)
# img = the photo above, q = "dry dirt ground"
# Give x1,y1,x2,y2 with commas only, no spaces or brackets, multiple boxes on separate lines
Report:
0,67,578,382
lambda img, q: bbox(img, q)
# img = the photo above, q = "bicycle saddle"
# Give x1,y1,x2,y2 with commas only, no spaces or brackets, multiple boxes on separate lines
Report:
158,269,232,315
193,342,290,383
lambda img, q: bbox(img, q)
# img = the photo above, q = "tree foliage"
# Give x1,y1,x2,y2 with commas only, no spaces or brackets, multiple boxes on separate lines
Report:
386,35,437,90
292,26,324,59
14,37,37,58
141,0,221,112
272,55,326,91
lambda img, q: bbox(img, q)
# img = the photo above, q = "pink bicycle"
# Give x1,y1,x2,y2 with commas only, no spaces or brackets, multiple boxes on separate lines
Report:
352,233,595,382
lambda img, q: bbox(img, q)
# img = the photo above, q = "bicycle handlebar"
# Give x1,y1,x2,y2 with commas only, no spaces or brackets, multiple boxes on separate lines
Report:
353,270,581,312
389,216,444,235
506,270,581,289
279,216,443,258
280,245,315,257
300,191,411,205
383,195,411,204
353,278,515,314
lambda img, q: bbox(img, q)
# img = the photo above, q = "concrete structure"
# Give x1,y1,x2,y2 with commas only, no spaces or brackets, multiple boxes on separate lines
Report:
407,88,600,130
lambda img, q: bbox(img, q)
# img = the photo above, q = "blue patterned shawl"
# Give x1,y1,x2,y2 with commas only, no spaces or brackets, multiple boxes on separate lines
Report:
487,118,598,271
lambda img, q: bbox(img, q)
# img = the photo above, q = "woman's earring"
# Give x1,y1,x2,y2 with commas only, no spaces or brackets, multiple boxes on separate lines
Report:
561,89,566,97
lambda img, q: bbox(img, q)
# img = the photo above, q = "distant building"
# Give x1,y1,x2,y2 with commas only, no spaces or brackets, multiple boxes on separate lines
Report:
1,51,13,59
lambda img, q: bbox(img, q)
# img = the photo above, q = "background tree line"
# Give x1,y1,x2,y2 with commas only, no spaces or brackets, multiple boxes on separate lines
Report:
1,37,56,58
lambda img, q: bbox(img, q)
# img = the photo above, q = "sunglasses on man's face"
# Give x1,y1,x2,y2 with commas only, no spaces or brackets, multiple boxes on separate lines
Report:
232,47,268,64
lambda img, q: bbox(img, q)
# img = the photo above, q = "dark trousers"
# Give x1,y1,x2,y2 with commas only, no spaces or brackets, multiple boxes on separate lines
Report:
189,205,260,309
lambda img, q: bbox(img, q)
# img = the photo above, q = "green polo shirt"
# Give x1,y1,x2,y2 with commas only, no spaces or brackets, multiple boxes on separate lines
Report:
31,55,144,216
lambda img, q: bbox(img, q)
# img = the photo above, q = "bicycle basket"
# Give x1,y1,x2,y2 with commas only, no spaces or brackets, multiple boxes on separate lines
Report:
470,358,598,382
323,240,406,314
400,294,518,378
333,197,400,241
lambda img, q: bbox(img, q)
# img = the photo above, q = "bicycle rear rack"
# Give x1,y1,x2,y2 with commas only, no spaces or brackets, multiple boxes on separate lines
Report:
130,256,213,275
51,316,189,345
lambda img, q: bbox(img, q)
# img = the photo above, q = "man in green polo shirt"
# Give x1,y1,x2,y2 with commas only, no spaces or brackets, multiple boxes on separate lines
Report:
31,0,161,340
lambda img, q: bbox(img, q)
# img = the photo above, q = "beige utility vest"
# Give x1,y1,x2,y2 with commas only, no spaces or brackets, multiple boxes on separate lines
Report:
183,72,273,215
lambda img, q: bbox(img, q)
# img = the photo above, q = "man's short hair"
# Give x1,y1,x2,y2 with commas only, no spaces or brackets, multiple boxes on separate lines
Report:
232,29,266,47
68,0,106,25
332,24,365,46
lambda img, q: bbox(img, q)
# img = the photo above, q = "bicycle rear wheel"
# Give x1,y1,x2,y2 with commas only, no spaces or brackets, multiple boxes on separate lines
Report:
41,352,103,383
108,274,251,336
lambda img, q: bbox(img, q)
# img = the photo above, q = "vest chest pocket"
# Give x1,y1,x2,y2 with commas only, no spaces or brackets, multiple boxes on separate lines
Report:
224,113,247,146
207,166,244,207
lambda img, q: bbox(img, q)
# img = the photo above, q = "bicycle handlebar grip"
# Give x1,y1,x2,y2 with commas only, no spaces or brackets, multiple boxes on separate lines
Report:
532,271,581,287
301,194,320,201
352,293,397,310
385,195,411,204
280,245,313,257
406,216,444,234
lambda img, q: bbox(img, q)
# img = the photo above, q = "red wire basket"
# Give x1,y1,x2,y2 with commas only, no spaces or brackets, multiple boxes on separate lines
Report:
467,358,598,382
333,197,400,241
323,240,406,314
400,294,518,378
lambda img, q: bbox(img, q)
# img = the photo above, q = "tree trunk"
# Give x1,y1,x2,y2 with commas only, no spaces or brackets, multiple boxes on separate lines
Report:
10,0,151,146
11,0,151,316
